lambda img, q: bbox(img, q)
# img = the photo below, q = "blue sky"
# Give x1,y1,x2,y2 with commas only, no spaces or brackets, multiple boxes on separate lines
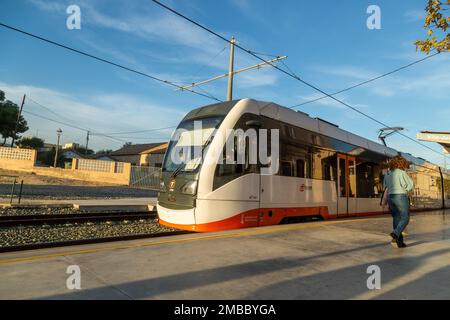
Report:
0,0,448,166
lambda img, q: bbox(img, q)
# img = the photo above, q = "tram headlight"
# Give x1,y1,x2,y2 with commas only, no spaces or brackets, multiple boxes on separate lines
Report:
180,180,198,195
160,180,167,192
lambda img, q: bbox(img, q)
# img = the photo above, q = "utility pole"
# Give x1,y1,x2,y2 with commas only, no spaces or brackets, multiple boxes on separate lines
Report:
179,37,287,99
11,94,26,147
54,128,62,167
85,131,90,156
227,36,236,101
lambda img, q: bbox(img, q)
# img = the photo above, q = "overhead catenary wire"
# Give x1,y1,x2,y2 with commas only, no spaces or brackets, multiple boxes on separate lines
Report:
24,97,130,144
27,97,83,128
22,110,127,144
25,100,175,143
93,125,177,136
188,44,229,82
150,0,446,158
100,136,171,140
4,89,175,144
289,51,441,109
0,22,222,103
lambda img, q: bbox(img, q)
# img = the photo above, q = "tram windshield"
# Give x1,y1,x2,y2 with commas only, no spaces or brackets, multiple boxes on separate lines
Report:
162,116,224,172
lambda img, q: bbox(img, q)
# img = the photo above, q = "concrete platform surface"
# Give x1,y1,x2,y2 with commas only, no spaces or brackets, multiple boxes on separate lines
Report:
0,210,449,300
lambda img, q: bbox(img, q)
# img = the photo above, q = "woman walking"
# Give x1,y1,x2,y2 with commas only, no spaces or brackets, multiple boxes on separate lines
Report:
383,156,414,248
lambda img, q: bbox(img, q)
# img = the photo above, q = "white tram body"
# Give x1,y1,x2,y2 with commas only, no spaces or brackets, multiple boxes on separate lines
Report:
157,99,449,232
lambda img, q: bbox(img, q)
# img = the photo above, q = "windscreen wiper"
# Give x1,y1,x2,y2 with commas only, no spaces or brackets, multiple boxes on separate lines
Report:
169,133,216,180
170,162,185,180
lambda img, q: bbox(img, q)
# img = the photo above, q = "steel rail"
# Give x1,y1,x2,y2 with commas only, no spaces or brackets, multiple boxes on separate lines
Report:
0,211,157,227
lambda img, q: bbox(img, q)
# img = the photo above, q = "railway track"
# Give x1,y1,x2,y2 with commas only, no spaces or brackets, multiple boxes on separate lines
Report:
0,230,191,253
0,210,193,253
0,211,158,227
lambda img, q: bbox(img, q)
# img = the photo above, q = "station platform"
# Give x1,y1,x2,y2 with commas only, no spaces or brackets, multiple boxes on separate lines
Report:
0,209,449,300
0,197,157,212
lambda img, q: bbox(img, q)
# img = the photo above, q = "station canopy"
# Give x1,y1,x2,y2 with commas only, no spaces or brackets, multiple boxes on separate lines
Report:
417,131,450,154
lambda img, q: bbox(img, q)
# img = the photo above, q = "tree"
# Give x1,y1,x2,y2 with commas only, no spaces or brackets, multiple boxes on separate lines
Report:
38,147,67,167
415,0,450,53
74,146,94,155
96,149,113,155
0,90,29,145
18,136,45,149
122,142,132,148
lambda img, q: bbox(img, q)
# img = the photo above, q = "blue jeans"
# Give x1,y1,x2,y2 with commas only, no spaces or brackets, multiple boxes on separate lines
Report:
388,194,410,239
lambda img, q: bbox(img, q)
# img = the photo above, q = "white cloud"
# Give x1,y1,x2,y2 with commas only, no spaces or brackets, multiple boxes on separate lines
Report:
295,93,349,109
313,66,377,81
0,82,182,150
28,0,66,13
28,0,224,58
404,9,425,22
313,53,450,99
79,1,224,56
28,0,277,89
237,68,279,88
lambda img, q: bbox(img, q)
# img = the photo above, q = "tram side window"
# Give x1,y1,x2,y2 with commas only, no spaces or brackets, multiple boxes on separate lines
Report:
444,175,450,200
313,150,337,181
356,161,386,198
296,159,305,178
280,161,293,176
214,137,251,189
375,165,387,197
279,143,312,178
213,113,262,190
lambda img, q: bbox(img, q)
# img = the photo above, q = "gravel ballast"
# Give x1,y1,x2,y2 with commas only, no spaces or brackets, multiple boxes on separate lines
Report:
0,218,176,247
0,206,77,216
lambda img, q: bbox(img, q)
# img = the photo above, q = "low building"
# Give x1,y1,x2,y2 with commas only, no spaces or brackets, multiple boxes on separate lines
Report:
63,142,80,150
61,149,84,160
38,143,57,153
110,143,167,166
94,154,116,161
139,143,168,167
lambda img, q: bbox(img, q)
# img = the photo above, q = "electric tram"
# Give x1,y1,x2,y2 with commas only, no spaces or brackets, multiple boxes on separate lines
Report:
157,99,449,232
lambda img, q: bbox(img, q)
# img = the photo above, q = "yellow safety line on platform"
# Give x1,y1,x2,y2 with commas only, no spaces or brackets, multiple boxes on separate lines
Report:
0,217,380,265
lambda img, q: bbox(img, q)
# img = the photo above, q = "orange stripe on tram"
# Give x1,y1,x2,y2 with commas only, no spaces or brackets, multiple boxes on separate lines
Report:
158,207,387,232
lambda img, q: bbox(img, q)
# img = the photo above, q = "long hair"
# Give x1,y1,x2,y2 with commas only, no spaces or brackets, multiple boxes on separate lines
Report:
389,155,410,171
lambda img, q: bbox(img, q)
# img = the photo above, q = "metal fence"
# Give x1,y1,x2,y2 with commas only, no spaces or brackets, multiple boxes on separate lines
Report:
130,166,161,189
0,175,24,204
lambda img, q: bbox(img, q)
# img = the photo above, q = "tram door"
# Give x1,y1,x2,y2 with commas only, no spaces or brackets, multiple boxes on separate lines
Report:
337,154,357,217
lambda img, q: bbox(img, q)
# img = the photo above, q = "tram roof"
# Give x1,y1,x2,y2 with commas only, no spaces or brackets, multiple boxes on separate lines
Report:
252,99,432,167
184,99,440,169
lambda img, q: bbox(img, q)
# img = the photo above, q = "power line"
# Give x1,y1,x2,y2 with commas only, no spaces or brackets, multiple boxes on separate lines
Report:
188,44,228,81
93,125,177,136
8,90,175,144
27,97,85,129
102,136,170,140
248,50,280,58
0,22,222,103
22,110,127,144
289,51,441,109
25,105,173,143
151,0,446,158
27,95,177,142
25,97,129,144
23,110,90,132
